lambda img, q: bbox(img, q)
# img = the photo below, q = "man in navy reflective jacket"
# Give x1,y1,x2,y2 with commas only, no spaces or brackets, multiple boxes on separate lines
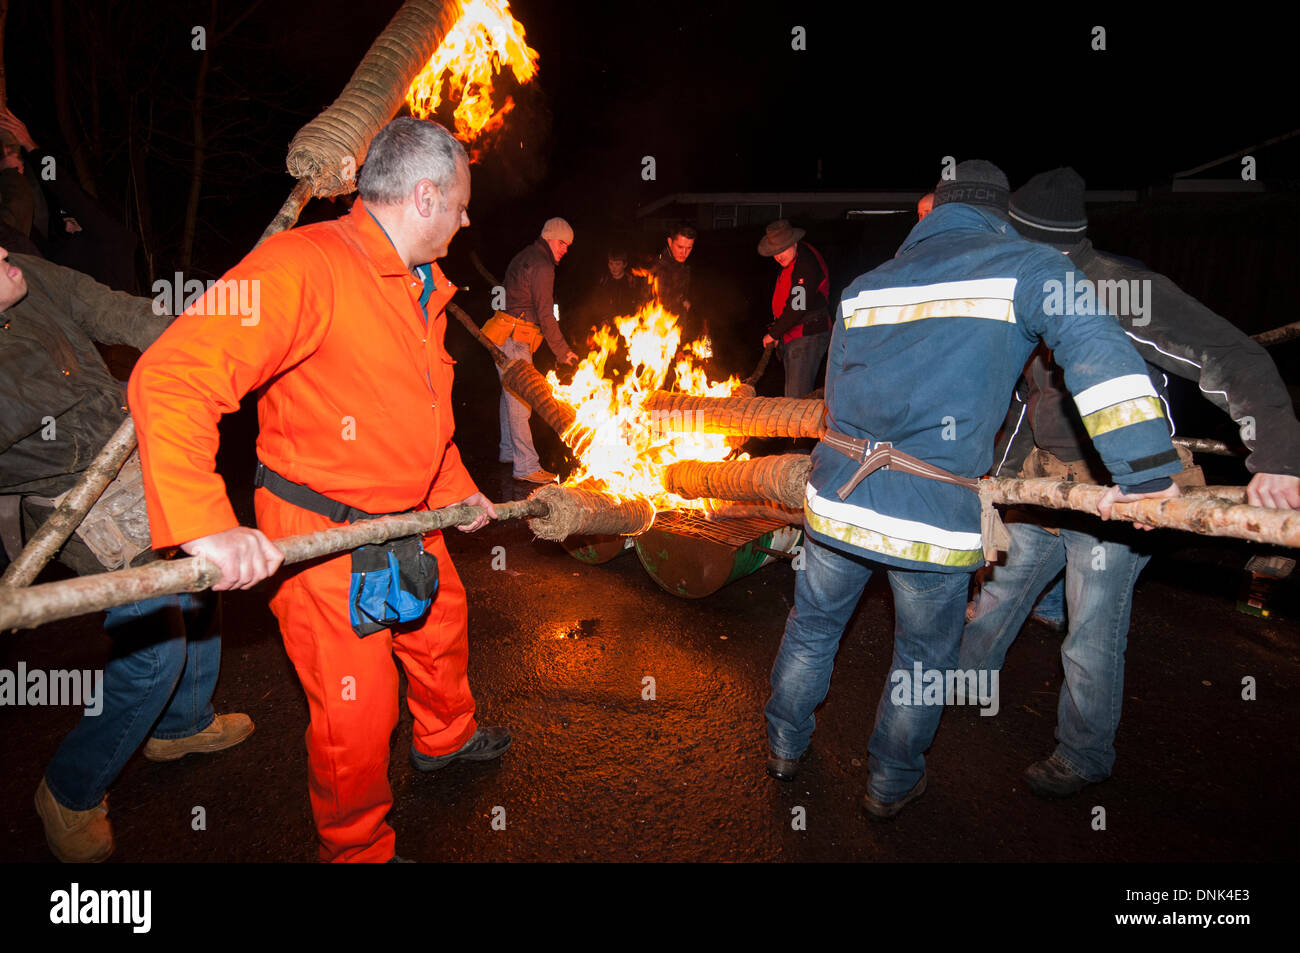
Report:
763,160,1183,818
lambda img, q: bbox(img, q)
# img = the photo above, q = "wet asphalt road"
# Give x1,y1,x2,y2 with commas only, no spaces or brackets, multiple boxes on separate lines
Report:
4,447,1299,863
3,337,1300,863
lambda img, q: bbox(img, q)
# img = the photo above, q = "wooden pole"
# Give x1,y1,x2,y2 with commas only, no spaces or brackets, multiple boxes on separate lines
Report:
448,301,509,367
0,499,547,632
1174,436,1241,457
256,179,313,247
982,477,1300,547
1251,320,1300,348
469,250,501,288
743,342,777,387
0,418,138,588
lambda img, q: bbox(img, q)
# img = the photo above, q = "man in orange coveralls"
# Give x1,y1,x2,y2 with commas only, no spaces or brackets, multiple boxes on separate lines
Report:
128,118,510,863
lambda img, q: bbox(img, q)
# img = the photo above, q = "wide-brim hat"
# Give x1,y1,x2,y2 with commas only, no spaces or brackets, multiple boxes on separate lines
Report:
758,219,805,256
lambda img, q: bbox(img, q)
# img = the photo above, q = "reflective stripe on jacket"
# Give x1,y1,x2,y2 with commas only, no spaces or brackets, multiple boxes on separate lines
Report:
806,202,1182,572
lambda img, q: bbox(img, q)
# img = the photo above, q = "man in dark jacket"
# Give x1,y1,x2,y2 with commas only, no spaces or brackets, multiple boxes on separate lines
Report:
650,224,697,339
0,249,251,862
497,218,578,483
594,249,644,321
762,161,1182,820
959,167,1300,798
758,220,831,397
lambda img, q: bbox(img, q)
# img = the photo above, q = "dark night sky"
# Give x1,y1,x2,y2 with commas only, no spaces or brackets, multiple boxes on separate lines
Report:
5,2,1296,283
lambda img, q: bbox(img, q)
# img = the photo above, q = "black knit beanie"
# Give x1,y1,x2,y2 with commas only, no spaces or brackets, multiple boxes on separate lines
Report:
1009,167,1088,249
933,159,1010,213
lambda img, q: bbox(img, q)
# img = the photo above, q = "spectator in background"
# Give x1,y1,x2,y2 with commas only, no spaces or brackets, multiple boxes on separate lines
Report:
593,248,644,322
917,192,934,221
959,167,1300,799
0,108,139,293
651,223,698,339
0,118,36,239
0,248,252,863
758,220,831,398
492,217,578,483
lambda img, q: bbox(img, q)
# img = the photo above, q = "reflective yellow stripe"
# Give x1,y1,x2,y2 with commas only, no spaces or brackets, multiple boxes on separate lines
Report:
1080,395,1166,438
804,502,983,568
844,296,1015,328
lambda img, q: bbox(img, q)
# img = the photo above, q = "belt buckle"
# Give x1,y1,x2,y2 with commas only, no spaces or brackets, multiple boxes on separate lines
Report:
870,440,892,469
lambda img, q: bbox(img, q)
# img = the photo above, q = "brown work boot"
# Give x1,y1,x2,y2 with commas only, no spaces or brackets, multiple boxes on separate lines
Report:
516,470,557,484
35,779,113,863
143,713,254,762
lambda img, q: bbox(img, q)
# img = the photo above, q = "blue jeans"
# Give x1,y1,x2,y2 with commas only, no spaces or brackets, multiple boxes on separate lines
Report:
765,535,972,801
1033,576,1066,626
44,593,220,811
781,331,830,398
958,522,1149,781
497,336,542,477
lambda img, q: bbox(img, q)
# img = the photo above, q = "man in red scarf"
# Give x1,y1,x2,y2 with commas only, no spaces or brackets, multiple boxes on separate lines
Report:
759,220,831,398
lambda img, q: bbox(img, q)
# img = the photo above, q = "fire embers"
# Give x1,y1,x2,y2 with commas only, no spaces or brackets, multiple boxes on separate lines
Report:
544,301,743,511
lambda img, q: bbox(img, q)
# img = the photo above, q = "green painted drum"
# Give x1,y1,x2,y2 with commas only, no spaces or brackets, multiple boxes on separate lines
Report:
635,512,803,598
561,533,635,564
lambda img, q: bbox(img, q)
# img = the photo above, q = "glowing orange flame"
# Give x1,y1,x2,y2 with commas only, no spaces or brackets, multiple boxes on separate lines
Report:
405,0,538,155
547,281,745,510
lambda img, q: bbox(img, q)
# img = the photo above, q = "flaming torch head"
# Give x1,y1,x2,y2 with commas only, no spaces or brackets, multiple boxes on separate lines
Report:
404,0,539,162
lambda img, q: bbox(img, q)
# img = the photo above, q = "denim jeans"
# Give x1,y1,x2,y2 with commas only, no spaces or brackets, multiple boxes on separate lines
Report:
496,336,542,477
781,331,830,398
44,593,220,811
958,522,1149,781
765,535,972,802
1033,576,1066,625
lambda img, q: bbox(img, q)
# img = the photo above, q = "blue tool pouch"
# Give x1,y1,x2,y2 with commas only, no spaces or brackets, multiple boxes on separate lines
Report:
252,461,441,639
347,535,440,637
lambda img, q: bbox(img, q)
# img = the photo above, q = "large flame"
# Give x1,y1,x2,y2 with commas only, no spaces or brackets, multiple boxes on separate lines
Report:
548,285,745,510
405,0,538,156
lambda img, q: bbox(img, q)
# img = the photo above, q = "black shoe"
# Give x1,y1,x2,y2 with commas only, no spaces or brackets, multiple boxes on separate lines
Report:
410,726,512,772
766,751,805,782
1023,755,1096,798
861,773,927,819
387,854,416,863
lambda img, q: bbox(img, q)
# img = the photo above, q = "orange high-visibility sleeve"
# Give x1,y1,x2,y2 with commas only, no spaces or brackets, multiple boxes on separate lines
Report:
425,439,479,510
130,201,472,548
129,236,335,546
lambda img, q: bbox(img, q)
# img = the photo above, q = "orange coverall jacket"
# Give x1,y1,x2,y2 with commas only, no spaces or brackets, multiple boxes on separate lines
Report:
129,200,478,541
128,202,482,862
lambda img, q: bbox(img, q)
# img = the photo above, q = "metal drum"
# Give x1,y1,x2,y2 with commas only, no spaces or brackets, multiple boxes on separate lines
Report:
635,511,803,598
561,534,635,564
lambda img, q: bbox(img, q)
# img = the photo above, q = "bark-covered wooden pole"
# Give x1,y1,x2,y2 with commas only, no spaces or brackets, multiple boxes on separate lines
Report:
0,498,547,632
982,477,1300,547
448,301,509,367
0,418,138,589
659,454,1293,547
662,455,810,507
1174,436,1240,457
1252,320,1300,348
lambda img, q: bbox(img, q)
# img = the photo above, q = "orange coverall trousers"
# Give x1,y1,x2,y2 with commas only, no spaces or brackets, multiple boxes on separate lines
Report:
256,489,477,863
